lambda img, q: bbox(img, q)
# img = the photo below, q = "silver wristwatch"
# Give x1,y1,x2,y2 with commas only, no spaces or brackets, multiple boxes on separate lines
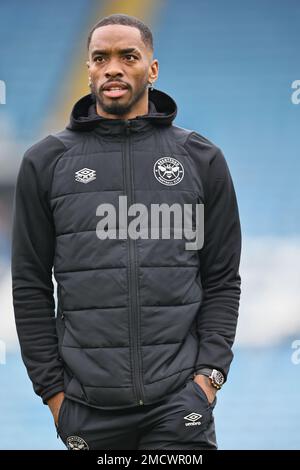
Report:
194,368,225,390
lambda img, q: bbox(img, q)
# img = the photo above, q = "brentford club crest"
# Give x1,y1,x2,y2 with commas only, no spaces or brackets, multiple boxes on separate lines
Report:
153,157,184,186
66,435,89,450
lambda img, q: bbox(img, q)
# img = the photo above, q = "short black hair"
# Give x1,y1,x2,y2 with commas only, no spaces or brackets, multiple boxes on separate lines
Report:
87,13,153,52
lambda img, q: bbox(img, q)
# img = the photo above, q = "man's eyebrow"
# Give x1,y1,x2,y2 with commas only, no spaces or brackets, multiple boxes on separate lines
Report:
91,47,141,57
120,48,141,55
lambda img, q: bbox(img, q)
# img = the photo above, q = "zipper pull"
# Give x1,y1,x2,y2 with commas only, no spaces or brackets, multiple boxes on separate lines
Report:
125,120,131,135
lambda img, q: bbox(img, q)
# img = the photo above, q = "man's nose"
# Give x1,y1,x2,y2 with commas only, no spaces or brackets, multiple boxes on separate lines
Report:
104,58,124,78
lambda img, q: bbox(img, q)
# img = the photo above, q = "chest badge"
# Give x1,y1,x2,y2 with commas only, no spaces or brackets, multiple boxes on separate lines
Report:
153,157,184,186
75,167,96,184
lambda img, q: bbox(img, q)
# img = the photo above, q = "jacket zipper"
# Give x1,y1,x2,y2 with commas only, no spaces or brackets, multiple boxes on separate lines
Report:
124,120,144,406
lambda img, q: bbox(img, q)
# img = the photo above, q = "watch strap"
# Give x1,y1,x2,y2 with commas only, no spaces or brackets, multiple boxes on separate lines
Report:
194,367,213,377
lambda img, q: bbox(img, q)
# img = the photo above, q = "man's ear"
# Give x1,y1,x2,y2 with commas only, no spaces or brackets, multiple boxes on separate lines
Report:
149,59,159,82
86,60,90,70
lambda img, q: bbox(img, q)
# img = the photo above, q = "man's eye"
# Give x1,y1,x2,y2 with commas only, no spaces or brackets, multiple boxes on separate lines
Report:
95,56,104,62
124,55,137,61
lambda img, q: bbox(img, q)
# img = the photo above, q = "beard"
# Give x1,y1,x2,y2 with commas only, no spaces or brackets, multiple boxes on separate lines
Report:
90,78,149,116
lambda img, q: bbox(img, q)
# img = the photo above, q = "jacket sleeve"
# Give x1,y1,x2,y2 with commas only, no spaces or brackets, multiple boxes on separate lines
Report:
11,145,65,404
186,135,242,380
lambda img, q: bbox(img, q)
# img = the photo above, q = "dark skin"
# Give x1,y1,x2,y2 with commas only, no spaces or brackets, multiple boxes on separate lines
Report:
87,24,158,120
48,24,216,427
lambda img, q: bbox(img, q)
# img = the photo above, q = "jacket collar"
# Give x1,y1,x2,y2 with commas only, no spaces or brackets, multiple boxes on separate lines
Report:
67,88,177,136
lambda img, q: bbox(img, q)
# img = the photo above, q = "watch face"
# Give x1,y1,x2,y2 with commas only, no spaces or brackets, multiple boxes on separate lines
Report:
212,369,224,386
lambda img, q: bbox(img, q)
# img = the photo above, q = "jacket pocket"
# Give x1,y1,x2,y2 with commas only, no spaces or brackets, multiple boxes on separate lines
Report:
57,284,67,357
57,284,65,320
189,322,198,341
195,270,203,290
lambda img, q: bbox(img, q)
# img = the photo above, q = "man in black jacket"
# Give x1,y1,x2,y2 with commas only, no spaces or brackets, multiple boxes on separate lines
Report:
11,14,241,450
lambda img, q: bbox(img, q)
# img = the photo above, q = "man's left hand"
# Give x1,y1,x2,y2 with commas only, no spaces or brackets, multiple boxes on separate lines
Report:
193,374,217,404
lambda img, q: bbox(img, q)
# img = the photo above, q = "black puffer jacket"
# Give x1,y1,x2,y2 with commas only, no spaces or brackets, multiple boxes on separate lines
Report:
12,88,241,410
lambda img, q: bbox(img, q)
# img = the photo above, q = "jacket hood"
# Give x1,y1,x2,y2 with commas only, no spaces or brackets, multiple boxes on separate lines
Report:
67,88,177,135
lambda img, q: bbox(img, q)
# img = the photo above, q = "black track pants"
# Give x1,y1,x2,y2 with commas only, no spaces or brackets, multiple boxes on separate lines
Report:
56,377,218,450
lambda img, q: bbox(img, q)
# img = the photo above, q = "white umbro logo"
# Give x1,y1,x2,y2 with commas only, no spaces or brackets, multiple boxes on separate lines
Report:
184,412,202,426
75,168,96,184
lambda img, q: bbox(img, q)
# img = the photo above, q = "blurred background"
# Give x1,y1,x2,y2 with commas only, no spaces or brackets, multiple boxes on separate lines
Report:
1,0,300,449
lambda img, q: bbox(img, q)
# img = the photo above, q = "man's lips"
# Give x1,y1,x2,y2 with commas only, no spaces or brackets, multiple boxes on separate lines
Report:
102,82,129,99
103,88,128,98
